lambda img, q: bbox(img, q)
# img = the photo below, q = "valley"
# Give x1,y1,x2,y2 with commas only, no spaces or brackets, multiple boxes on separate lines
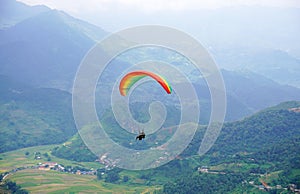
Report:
1,102,299,193
1,1,300,193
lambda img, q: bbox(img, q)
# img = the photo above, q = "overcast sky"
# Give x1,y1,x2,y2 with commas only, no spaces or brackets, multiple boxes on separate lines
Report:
17,0,300,12
17,0,300,31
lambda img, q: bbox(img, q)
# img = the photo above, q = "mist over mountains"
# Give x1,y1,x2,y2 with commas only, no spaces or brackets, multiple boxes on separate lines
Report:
83,4,300,88
0,0,106,90
213,47,300,88
0,1,299,122
0,0,50,29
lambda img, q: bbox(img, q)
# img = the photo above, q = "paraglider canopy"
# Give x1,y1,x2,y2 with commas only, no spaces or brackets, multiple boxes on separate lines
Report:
119,70,172,96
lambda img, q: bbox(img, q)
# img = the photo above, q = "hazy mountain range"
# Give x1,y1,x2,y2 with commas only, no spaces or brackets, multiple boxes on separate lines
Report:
0,1,299,121
213,47,300,88
0,0,107,90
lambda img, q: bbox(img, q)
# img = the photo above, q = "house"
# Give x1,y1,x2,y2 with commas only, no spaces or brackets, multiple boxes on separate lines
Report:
198,166,209,173
288,107,300,113
44,162,58,169
38,166,50,171
38,162,58,170
57,164,65,171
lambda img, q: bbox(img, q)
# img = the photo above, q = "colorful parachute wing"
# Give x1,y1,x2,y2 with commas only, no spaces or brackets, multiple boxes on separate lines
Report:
119,70,172,96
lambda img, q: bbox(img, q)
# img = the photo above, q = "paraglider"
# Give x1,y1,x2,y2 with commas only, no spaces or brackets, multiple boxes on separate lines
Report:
119,70,172,141
136,130,145,141
119,70,172,96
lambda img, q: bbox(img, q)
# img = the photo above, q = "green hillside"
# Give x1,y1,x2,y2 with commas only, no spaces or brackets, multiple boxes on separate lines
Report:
51,134,97,162
0,76,76,153
182,101,300,156
50,101,300,192
1,101,299,193
54,101,300,164
211,101,300,157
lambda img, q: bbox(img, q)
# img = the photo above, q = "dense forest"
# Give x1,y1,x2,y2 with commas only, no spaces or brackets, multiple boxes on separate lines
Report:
0,76,76,153
162,173,246,194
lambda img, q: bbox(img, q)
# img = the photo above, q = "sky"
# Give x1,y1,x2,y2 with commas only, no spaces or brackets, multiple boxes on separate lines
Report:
15,0,300,58
17,0,300,12
17,0,300,31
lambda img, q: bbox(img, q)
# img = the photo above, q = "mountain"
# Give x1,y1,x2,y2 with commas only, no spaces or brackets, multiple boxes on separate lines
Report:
164,101,300,193
0,76,76,153
1,1,299,150
94,67,300,125
183,101,300,164
216,101,300,156
191,69,300,121
52,101,300,166
153,6,299,88
214,48,300,88
1,2,299,120
50,100,300,192
0,101,298,193
222,69,300,112
0,0,50,29
0,4,107,90
94,46,300,122
51,133,97,162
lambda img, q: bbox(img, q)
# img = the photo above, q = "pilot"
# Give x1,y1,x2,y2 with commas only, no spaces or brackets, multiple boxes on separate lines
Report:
136,131,145,140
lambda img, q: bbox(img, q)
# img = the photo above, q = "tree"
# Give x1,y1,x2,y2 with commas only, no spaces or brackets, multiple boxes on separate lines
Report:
105,170,120,183
43,153,49,157
97,169,102,180
123,175,129,182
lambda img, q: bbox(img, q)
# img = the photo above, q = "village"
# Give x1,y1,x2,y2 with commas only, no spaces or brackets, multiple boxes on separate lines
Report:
32,151,99,175
1,152,299,194
1,161,98,183
37,161,97,175
0,152,107,184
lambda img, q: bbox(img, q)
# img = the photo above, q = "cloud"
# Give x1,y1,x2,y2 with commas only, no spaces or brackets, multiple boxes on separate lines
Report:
18,0,300,13
16,0,300,31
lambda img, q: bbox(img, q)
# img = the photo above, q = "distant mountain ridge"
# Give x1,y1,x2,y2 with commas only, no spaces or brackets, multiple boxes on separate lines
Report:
214,48,300,88
1,1,299,111
0,0,50,29
0,2,107,91
221,69,300,112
